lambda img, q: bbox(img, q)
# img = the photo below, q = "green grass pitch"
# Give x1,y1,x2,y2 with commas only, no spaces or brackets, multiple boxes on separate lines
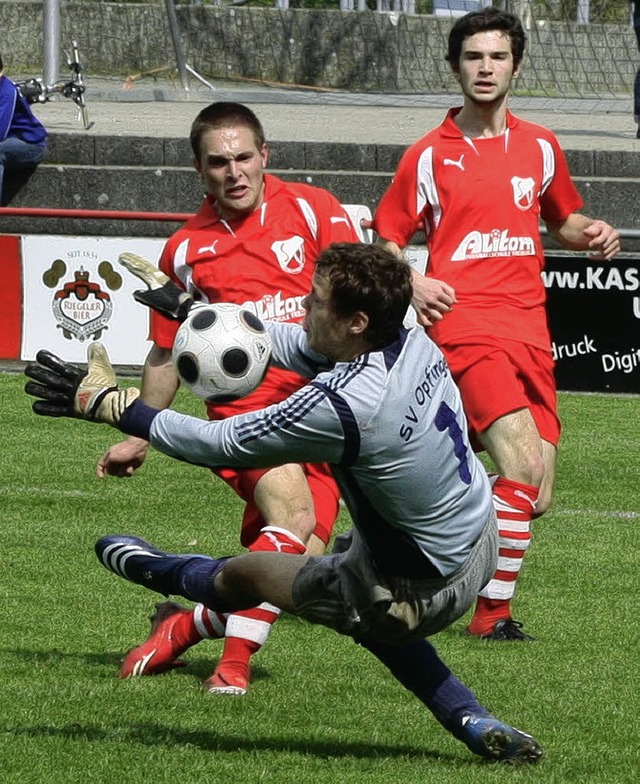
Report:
1,371,638,783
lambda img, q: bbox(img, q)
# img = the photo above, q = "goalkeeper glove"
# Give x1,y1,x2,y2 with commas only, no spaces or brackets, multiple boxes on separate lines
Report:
119,252,194,322
24,342,139,426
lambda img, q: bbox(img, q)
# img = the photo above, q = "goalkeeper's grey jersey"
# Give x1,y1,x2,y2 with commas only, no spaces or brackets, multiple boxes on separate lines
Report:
149,323,493,577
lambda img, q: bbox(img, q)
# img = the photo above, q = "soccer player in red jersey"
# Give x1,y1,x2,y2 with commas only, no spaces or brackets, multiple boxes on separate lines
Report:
97,102,360,692
372,9,620,640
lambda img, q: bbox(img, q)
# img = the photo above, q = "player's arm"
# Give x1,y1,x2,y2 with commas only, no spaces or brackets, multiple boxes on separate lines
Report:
96,344,180,479
545,214,621,260
97,251,187,478
541,134,620,261
25,343,345,470
372,151,456,328
375,237,456,329
96,343,179,478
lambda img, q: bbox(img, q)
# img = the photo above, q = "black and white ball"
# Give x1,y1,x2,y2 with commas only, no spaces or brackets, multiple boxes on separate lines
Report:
172,303,271,402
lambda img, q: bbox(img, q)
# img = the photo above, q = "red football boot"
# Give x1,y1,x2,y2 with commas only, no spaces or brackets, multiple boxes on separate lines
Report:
119,601,199,678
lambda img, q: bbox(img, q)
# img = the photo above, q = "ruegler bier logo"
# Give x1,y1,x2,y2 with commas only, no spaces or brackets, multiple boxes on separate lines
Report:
43,256,123,342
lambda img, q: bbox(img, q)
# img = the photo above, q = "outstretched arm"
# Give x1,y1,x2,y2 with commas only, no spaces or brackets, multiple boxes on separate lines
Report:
95,252,190,477
94,252,192,477
546,214,621,260
25,343,344,470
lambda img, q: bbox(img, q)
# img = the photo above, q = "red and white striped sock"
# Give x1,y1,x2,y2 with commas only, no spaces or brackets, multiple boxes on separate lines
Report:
192,603,228,641
211,526,306,688
467,477,538,636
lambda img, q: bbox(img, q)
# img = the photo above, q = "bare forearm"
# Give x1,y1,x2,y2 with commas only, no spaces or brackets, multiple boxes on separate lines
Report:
546,214,621,259
119,345,178,452
547,214,593,249
139,343,180,409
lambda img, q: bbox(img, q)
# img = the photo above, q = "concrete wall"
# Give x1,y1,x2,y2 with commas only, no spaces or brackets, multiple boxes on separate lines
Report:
0,2,635,95
3,134,639,248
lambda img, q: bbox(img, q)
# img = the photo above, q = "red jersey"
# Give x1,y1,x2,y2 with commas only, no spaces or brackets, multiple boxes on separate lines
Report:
152,173,359,419
374,109,583,351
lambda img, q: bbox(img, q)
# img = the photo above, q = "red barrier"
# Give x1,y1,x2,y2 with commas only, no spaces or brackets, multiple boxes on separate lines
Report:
0,207,194,222
0,235,22,358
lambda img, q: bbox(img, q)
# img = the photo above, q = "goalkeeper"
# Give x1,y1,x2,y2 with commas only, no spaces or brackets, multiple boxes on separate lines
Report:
25,242,542,765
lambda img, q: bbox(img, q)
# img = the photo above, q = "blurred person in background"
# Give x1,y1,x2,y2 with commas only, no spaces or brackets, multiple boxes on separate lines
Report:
0,52,47,204
371,8,620,641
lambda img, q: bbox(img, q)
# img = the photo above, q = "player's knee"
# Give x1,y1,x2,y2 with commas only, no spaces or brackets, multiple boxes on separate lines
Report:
253,465,316,541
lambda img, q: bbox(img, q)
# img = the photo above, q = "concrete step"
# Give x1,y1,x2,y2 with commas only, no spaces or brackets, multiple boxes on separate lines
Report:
43,133,640,179
44,134,401,174
2,134,638,248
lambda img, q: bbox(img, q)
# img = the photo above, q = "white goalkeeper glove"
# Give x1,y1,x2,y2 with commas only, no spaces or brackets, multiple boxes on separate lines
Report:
24,342,139,426
119,252,195,322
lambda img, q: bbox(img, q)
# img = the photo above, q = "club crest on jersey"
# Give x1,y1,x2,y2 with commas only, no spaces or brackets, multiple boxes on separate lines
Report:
272,236,306,275
511,176,535,211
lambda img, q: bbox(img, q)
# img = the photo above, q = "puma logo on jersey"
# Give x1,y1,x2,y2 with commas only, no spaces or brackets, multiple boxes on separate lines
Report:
443,155,465,170
197,240,219,255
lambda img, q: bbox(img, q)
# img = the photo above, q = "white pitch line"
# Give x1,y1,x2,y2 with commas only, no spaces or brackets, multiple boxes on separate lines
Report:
557,508,640,520
0,486,98,498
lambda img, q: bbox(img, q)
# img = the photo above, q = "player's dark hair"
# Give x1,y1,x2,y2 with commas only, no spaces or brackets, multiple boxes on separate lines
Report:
190,102,266,158
446,8,527,70
315,243,412,349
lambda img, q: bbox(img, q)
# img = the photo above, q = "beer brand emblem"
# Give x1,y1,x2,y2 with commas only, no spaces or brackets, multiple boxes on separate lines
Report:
44,260,122,342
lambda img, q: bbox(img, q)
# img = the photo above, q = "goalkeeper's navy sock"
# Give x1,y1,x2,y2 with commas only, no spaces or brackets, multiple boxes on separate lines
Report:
360,637,490,738
95,535,234,612
178,556,234,612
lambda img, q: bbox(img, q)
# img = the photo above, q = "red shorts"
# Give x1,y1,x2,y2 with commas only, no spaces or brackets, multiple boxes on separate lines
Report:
441,339,561,450
213,462,341,548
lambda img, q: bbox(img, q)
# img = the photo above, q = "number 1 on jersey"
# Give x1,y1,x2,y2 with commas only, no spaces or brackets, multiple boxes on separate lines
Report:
435,401,472,484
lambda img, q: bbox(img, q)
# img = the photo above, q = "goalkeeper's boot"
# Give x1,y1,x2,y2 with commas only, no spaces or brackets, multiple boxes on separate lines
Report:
460,714,543,764
120,601,198,679
95,535,227,605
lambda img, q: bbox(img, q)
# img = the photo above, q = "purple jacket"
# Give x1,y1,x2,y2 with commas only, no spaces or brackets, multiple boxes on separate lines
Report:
0,75,47,145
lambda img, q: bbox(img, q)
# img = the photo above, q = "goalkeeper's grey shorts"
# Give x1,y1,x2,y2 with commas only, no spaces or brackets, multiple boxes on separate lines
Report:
291,510,498,644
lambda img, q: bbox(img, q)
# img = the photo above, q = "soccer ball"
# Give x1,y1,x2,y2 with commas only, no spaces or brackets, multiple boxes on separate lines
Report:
172,303,271,403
